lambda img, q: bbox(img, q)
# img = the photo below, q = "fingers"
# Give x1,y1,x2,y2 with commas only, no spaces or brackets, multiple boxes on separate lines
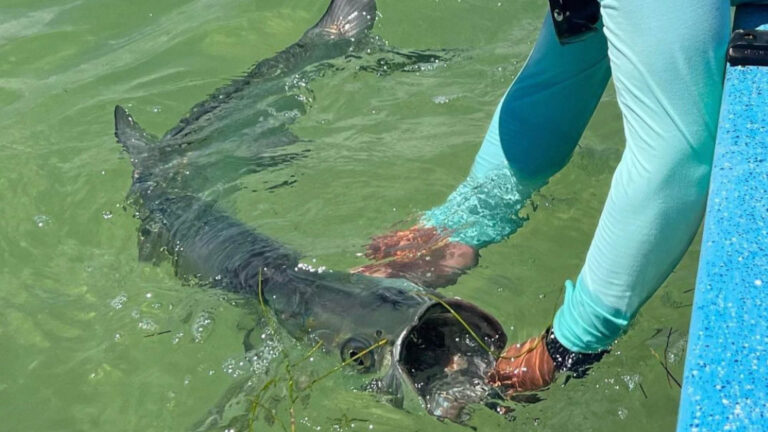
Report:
363,229,412,260
350,263,394,278
354,227,476,288
363,233,405,260
363,226,443,260
350,251,466,288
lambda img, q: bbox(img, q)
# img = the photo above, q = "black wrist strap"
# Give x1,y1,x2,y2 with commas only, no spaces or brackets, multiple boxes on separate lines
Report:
544,327,607,378
548,0,601,45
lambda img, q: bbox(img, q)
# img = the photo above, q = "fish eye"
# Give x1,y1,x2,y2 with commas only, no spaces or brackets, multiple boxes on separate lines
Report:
340,336,375,372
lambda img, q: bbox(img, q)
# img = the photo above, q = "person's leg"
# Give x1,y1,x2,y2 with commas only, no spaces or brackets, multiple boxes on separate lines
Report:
423,13,611,248
553,0,731,352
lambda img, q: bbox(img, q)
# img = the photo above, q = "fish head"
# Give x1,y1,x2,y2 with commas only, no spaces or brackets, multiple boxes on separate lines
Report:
298,274,432,374
292,272,506,420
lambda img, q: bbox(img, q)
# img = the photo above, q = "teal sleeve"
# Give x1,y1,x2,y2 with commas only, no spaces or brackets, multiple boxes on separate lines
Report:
421,167,527,248
421,14,610,248
425,0,729,354
553,0,730,352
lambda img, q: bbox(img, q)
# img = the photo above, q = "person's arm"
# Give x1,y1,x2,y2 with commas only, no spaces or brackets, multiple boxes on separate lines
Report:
355,12,610,288
492,0,729,395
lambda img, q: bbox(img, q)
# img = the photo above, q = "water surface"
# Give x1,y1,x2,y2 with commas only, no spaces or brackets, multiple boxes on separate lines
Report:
0,0,697,430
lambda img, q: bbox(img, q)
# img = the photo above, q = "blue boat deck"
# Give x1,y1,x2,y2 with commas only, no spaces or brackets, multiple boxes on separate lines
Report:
677,11,768,430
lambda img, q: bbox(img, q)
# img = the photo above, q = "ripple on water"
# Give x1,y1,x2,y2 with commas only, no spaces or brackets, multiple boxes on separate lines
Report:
109,293,128,309
192,310,215,343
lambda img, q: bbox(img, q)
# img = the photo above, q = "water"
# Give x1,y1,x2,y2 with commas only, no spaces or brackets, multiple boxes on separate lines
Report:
0,0,698,430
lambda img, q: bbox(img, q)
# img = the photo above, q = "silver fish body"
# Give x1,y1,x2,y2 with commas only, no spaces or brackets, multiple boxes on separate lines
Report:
113,0,507,421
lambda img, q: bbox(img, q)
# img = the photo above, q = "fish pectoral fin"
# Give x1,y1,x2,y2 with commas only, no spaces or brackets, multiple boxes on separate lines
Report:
377,365,405,409
136,216,171,264
305,0,377,41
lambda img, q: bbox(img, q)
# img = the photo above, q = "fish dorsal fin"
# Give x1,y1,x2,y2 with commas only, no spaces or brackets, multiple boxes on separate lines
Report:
306,0,377,40
114,105,159,168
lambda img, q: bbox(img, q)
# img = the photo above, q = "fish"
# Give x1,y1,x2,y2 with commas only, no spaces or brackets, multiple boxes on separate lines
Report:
113,0,507,422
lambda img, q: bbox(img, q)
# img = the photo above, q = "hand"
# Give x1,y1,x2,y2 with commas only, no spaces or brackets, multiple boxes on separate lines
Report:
488,333,555,396
351,225,477,288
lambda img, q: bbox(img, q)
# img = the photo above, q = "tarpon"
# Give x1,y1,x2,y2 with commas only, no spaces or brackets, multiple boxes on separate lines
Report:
113,0,507,421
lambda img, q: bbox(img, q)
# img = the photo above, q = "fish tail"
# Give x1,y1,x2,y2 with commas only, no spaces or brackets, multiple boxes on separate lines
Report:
306,0,377,40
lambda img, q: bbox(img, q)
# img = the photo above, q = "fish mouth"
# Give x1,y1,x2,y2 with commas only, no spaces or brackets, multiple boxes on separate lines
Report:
393,298,507,422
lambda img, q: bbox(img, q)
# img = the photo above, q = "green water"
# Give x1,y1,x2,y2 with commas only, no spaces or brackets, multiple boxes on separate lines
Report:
0,0,698,430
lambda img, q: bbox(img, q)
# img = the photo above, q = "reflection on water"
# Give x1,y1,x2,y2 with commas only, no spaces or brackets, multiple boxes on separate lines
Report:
0,0,696,431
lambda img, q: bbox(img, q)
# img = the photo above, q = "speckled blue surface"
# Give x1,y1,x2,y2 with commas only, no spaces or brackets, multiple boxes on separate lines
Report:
677,61,768,430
